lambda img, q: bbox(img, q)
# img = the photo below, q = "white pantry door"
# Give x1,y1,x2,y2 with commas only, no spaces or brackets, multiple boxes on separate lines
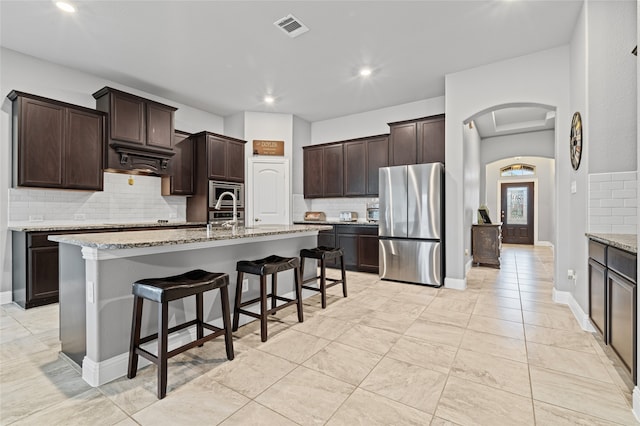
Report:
248,158,289,225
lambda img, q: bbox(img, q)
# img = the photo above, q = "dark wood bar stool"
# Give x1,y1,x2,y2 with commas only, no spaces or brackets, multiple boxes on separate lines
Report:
127,269,234,399
232,255,304,342
300,246,347,308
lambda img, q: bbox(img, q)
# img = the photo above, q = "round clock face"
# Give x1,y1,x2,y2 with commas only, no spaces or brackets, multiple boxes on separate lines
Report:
570,112,582,171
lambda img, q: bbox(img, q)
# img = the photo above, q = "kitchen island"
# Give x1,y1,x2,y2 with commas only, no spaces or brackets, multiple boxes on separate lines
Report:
49,224,331,387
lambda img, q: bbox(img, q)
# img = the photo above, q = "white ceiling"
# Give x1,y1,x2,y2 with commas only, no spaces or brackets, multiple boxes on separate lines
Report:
0,1,583,123
474,105,556,138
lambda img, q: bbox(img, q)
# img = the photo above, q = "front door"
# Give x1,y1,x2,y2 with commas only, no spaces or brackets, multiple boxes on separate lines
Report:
500,182,534,244
249,158,289,225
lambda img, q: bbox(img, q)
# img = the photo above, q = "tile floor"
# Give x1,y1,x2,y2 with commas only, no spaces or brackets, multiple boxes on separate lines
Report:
1,245,638,425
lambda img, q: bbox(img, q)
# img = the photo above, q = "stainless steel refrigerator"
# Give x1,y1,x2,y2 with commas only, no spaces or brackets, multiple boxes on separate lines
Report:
379,163,444,286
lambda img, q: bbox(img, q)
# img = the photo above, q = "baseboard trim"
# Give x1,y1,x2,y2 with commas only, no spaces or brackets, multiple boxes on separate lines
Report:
535,240,554,248
552,288,596,332
0,290,12,305
633,387,640,422
445,276,466,291
82,328,197,387
465,259,472,275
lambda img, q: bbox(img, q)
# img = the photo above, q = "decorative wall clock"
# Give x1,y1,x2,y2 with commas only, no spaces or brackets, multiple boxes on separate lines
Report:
570,112,582,171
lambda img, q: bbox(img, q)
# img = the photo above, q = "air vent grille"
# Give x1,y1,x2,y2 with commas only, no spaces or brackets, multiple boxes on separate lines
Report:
274,14,309,38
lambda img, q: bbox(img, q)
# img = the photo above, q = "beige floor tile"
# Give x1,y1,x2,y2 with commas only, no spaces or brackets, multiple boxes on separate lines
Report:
529,366,636,425
291,314,355,340
98,365,167,415
419,308,471,328
521,299,571,315
472,303,523,323
10,388,128,426
335,323,401,355
132,375,249,425
435,376,534,425
386,335,457,374
450,348,531,397
205,349,296,398
390,291,435,306
430,416,463,425
319,299,376,323
219,401,298,426
376,299,426,317
519,290,555,303
460,329,527,363
522,309,584,332
303,341,382,385
526,341,614,383
480,287,521,300
359,309,419,334
404,319,465,347
360,357,447,414
533,400,624,425
326,388,430,426
255,366,354,425
257,329,331,364
524,324,596,354
466,315,524,340
428,297,476,314
476,294,522,309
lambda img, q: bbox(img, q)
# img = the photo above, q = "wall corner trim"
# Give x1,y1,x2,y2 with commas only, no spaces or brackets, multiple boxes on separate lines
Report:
552,288,596,332
444,276,467,291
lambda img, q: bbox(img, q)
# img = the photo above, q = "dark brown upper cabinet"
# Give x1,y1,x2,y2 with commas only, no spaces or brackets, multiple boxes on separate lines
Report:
8,91,105,191
303,144,343,198
202,132,246,183
344,135,389,197
304,134,388,199
388,114,445,166
161,130,194,196
93,87,177,172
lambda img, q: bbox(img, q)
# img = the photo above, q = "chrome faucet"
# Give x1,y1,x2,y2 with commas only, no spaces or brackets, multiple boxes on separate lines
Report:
214,191,237,228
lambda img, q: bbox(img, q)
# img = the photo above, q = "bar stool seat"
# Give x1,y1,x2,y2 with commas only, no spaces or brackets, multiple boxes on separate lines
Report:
300,246,347,308
127,269,234,399
233,255,304,342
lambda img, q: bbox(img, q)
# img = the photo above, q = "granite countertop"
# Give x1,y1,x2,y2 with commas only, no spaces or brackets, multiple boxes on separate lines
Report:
49,224,332,249
294,220,378,227
8,221,206,232
586,233,637,254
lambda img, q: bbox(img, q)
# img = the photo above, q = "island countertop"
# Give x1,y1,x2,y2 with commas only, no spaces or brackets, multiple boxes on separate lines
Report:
49,224,332,249
585,233,637,254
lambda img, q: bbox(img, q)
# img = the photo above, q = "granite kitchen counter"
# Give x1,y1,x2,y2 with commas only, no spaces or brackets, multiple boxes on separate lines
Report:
50,224,332,249
585,233,637,254
9,221,206,232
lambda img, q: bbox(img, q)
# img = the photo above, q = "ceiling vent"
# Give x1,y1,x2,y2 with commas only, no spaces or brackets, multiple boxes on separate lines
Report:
274,14,309,38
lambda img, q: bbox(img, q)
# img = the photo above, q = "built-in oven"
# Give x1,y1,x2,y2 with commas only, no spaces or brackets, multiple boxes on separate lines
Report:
209,181,244,208
209,209,245,226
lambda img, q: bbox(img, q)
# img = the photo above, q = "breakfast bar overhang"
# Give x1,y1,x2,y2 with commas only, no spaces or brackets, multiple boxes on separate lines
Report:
49,224,331,387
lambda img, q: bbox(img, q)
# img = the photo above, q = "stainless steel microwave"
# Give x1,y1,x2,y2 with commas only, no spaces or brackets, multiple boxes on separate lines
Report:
209,181,244,208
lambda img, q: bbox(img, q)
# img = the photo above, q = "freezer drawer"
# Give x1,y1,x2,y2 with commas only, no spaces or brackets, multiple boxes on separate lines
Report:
379,239,441,286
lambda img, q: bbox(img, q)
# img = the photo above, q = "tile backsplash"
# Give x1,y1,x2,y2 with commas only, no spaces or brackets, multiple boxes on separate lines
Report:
8,172,186,225
588,171,637,234
292,194,377,223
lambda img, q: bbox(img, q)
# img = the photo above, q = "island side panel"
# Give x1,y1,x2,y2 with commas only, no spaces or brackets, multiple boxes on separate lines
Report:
58,243,87,366
82,234,316,384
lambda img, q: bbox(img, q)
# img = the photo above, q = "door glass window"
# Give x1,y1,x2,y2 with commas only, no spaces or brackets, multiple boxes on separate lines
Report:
506,187,528,225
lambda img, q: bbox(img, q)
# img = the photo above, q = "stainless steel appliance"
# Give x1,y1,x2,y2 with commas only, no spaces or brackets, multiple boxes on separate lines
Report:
209,181,244,208
366,202,379,222
379,163,444,286
209,209,244,226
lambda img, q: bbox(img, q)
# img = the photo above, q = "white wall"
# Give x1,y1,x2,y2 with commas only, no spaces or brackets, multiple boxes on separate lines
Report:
445,46,571,290
485,157,556,245
292,116,312,221
0,47,225,298
310,97,445,144
588,0,637,174
463,123,481,269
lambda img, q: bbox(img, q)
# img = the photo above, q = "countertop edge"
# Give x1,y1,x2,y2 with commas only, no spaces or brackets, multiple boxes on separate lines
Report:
294,221,378,227
9,222,207,232
586,233,637,254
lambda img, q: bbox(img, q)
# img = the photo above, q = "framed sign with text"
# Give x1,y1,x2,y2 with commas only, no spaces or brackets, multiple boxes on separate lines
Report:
253,140,284,156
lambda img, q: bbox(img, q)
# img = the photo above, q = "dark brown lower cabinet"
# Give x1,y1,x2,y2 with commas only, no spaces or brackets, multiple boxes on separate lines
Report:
471,224,502,268
314,224,379,273
588,238,637,385
12,224,203,309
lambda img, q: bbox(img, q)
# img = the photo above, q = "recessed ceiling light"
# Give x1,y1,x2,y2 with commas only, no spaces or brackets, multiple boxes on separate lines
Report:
55,1,76,13
359,67,372,77
264,95,275,104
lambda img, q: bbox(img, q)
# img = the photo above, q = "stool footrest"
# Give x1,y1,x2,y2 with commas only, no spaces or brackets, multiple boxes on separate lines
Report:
136,324,228,363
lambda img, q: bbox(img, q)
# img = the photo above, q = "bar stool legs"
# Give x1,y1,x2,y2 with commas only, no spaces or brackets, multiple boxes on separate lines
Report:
300,247,347,309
